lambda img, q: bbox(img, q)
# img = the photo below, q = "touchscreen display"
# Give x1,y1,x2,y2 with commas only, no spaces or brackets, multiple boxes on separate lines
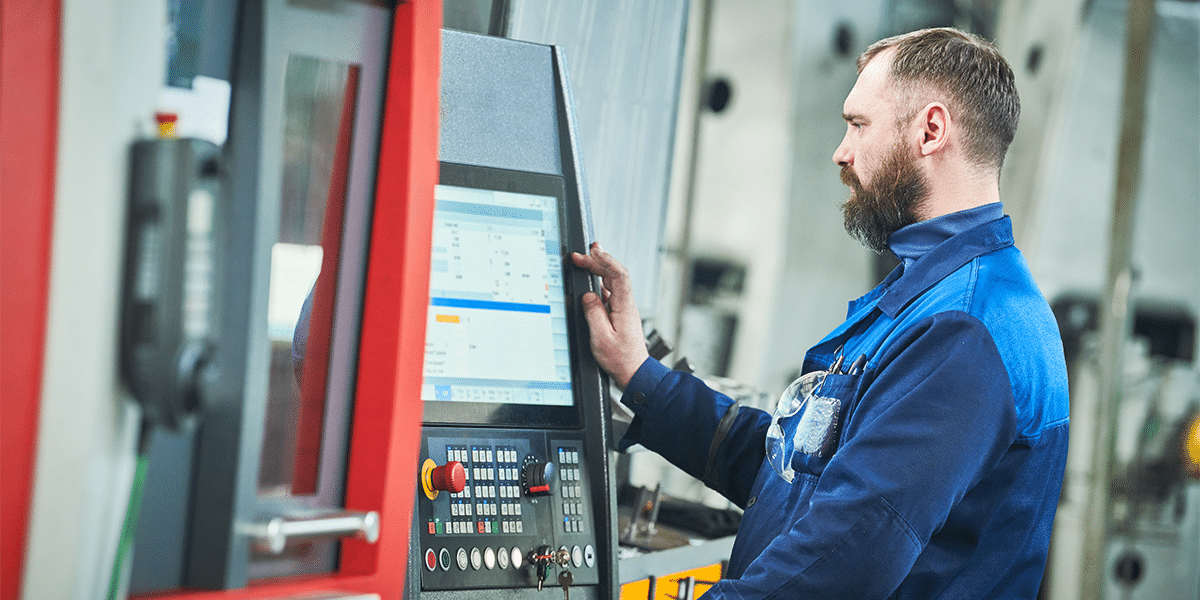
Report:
421,182,573,407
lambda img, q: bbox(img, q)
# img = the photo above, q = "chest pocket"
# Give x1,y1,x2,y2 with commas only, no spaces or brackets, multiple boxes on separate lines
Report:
790,372,862,476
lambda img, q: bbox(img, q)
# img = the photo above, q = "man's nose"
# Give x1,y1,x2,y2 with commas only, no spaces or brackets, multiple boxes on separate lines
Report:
832,139,852,167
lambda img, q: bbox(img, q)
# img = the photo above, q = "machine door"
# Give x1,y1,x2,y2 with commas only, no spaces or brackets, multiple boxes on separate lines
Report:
128,0,415,592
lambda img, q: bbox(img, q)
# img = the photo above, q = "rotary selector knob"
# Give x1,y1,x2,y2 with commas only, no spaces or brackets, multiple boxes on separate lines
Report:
521,455,555,496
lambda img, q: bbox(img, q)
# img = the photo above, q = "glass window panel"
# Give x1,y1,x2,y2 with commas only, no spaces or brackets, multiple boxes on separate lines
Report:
257,54,359,498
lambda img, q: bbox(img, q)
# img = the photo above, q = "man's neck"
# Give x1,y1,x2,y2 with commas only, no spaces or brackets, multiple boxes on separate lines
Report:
918,159,1001,220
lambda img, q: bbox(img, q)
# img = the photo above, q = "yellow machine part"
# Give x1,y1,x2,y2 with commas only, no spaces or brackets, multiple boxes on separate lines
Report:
621,563,723,600
1183,413,1200,479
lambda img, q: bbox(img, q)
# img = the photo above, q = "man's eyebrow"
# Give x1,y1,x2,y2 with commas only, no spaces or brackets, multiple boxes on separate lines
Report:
843,112,868,123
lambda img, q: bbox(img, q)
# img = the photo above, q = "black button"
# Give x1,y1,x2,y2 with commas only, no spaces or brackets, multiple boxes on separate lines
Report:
631,392,646,405
746,496,757,508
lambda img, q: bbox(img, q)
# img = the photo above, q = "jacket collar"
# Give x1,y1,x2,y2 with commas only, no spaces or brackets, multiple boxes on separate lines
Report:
876,214,1015,318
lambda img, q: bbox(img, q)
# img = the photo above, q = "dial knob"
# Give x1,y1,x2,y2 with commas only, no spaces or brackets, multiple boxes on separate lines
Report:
522,460,555,496
432,461,466,493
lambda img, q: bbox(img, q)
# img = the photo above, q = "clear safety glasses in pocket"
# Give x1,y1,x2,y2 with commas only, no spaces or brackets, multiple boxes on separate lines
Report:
765,369,842,483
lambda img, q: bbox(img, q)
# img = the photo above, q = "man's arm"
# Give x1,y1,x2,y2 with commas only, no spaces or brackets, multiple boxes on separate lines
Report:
571,244,768,504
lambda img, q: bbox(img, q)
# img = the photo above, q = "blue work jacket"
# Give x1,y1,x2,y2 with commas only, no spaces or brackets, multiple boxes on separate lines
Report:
619,211,1069,599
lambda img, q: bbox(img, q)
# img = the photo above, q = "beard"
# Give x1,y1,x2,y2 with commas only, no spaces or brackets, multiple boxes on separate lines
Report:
840,142,929,254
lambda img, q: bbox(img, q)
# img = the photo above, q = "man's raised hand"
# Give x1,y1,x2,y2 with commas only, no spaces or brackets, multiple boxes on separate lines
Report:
569,243,649,389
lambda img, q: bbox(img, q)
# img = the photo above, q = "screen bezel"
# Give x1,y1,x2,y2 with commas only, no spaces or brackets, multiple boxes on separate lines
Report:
421,162,586,428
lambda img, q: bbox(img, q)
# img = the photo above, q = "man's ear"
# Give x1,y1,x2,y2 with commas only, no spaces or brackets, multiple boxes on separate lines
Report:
918,102,951,157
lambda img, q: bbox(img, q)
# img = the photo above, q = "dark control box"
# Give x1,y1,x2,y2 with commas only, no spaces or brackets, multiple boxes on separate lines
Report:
419,428,599,591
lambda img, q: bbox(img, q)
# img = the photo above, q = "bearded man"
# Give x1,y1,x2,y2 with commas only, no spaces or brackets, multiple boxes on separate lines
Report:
572,27,1069,599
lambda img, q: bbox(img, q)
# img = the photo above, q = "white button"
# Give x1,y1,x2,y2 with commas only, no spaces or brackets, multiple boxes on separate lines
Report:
502,521,510,533
498,546,509,569
511,547,523,569
457,547,468,571
584,544,595,567
572,545,583,568
484,547,496,570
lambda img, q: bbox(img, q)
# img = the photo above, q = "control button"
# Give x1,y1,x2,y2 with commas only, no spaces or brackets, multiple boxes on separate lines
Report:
421,458,466,500
497,546,509,569
584,545,595,568
572,545,583,568
439,548,451,571
511,546,523,569
456,547,468,571
471,547,482,570
425,548,437,572
484,547,496,570
432,461,466,493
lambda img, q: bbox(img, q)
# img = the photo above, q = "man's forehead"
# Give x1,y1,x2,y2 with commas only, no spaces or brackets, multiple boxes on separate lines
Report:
843,49,895,115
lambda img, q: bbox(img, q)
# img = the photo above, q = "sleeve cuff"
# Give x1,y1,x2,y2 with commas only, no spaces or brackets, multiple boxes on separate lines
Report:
619,357,671,415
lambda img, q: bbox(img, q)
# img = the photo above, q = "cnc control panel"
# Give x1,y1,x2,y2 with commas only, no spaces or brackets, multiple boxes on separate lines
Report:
419,429,599,591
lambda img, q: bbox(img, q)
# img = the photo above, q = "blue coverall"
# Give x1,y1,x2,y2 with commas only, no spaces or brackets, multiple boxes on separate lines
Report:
619,204,1070,599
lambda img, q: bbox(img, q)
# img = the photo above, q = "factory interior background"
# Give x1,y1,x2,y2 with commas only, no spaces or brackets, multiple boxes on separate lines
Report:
2,0,1197,598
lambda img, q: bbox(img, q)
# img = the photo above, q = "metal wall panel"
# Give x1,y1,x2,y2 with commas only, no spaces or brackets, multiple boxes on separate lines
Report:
506,0,690,316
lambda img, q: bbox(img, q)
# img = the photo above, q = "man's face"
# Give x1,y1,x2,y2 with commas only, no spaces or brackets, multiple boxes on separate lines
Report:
832,50,929,253
839,140,927,253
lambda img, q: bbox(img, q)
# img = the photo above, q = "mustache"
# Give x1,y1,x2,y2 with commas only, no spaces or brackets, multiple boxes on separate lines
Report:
840,165,860,190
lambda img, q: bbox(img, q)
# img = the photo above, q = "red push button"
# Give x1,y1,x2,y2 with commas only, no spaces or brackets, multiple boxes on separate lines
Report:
432,461,467,493
425,548,437,572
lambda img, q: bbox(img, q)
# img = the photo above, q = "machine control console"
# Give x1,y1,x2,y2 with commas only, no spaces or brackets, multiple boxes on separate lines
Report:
419,428,598,591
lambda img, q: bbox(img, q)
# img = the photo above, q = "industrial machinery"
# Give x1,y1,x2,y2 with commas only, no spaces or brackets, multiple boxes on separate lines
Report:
407,31,619,599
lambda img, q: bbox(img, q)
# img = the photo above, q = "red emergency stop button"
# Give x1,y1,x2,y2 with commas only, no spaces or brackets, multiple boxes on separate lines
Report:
422,458,467,500
425,548,437,571
433,461,466,493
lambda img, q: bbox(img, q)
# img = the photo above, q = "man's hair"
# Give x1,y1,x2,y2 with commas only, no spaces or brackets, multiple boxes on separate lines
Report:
858,28,1020,174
